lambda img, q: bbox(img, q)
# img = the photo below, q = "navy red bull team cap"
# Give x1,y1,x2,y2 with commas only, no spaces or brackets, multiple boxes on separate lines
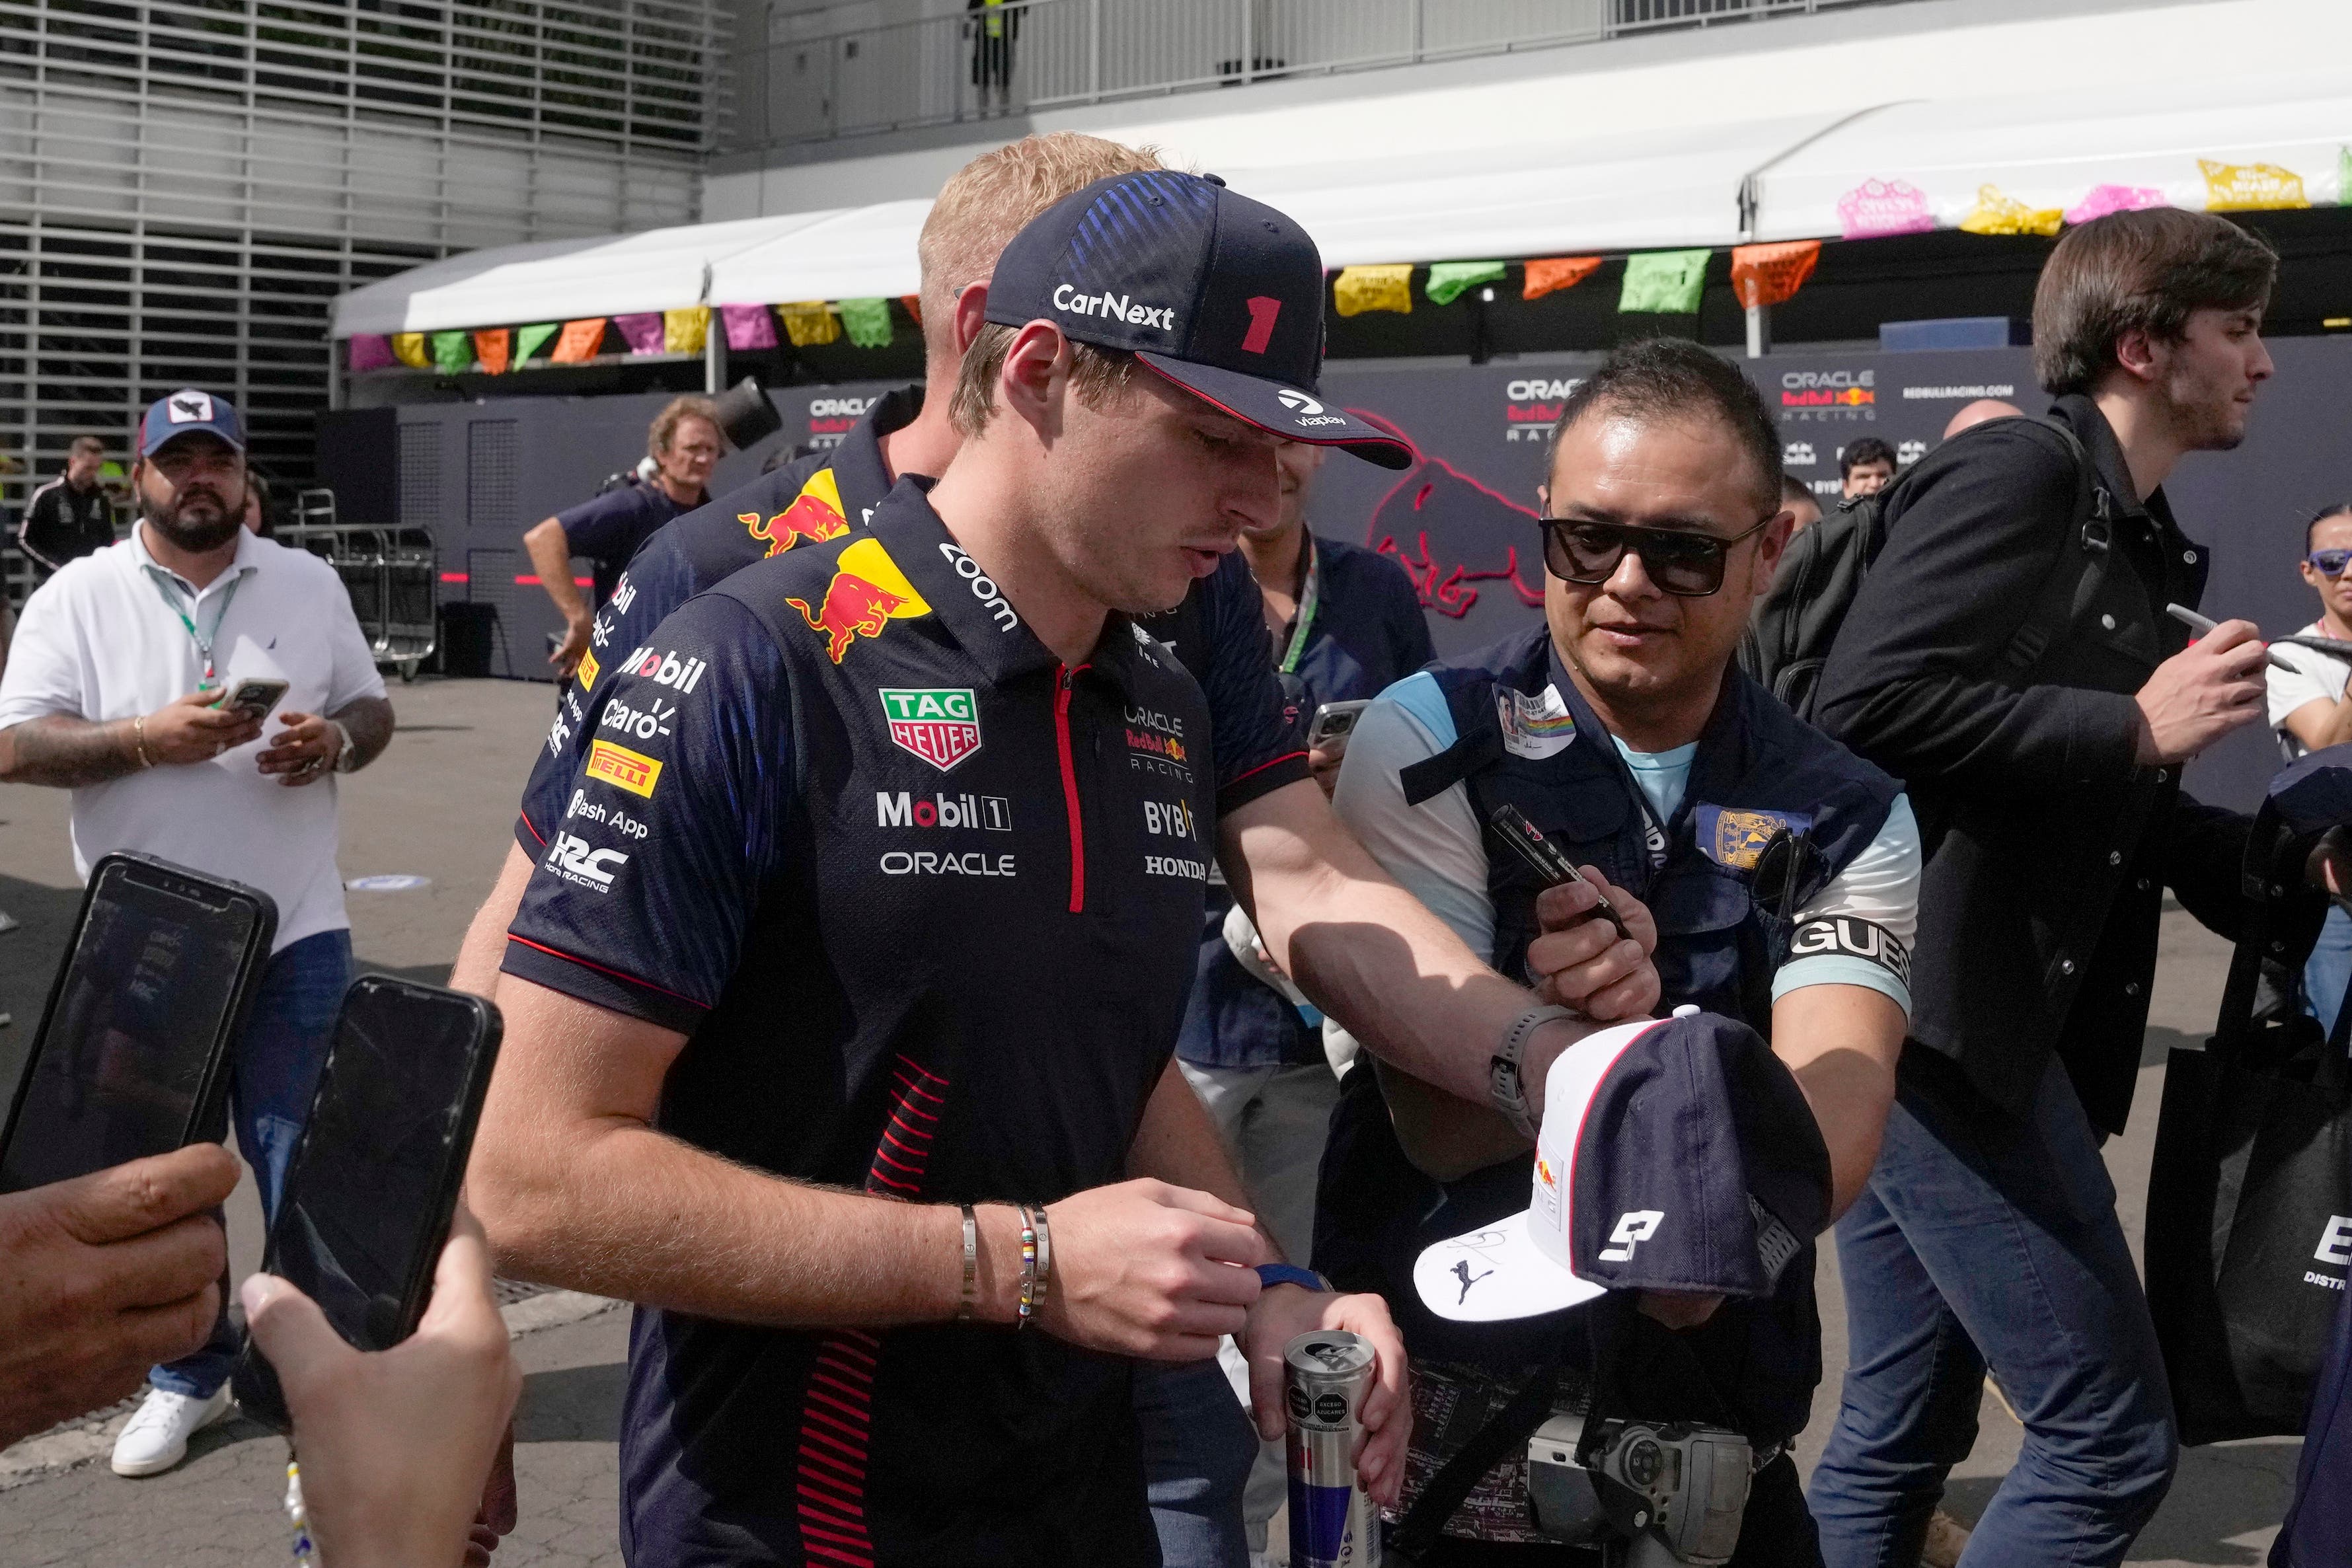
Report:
1413,1008,1833,1323
139,389,246,457
985,170,1414,469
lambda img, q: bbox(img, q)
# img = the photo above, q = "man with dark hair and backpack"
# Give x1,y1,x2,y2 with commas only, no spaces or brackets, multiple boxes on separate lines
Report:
1803,209,2345,1567
1322,337,1917,1565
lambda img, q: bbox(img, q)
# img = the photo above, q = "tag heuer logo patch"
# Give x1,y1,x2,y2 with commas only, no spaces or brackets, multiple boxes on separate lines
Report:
880,688,981,772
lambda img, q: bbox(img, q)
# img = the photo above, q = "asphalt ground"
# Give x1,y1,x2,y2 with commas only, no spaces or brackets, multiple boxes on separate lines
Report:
0,675,2309,1565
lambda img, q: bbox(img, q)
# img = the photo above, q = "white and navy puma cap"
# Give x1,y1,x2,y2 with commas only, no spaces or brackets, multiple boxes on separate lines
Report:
1414,1008,1832,1324
983,170,1413,468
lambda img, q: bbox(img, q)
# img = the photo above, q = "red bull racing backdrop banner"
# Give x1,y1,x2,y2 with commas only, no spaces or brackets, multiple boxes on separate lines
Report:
367,340,2352,809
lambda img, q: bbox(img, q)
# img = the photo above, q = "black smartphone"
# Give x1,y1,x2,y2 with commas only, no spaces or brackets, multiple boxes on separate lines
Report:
232,975,502,1432
213,676,290,724
0,854,276,1193
1484,803,1633,942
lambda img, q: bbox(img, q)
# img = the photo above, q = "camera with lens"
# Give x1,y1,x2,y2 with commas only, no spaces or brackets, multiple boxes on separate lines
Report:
1525,1409,1751,1565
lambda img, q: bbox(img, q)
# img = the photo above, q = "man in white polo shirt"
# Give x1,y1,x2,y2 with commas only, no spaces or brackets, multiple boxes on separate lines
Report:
0,389,394,1476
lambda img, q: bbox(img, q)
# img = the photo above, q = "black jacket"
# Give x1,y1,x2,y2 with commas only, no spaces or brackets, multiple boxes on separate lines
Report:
1815,395,2316,1133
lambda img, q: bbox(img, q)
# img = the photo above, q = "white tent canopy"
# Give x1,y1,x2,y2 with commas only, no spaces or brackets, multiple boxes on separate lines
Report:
330,0,2352,342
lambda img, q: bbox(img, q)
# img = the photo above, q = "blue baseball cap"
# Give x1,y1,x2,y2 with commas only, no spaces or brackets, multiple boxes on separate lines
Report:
139,389,246,457
1414,1008,1831,1322
984,170,1414,469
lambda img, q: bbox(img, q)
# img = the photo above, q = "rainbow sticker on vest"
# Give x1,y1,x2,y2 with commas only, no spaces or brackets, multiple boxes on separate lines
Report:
1696,805,1813,872
1496,685,1576,761
743,467,849,557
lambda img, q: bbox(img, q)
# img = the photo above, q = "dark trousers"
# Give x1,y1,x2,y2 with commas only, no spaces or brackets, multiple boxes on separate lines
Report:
1807,1056,2177,1567
1399,1455,1820,1565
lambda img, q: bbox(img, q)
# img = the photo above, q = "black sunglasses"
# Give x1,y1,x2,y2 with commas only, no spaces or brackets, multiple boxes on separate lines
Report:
1538,514,1775,597
2308,549,2352,578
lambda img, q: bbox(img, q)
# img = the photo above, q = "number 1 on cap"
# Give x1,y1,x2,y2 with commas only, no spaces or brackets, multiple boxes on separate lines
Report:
1241,296,1281,355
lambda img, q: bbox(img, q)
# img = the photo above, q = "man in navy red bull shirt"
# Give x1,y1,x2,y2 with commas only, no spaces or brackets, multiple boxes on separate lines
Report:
472,171,1423,1567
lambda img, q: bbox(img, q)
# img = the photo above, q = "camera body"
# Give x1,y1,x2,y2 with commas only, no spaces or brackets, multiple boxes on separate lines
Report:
1525,1411,1751,1565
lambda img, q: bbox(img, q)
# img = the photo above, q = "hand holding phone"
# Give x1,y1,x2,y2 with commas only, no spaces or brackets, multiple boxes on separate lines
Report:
0,1144,237,1448
239,1205,519,1568
0,854,275,1193
143,688,266,765
1305,699,1372,754
233,976,502,1432
213,676,290,724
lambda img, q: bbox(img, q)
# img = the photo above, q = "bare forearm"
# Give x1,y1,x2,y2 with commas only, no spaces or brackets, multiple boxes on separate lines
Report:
1126,1061,1278,1253
449,844,535,998
522,520,587,626
0,714,139,787
1770,986,1904,1222
482,1115,972,1327
1226,807,1578,1108
331,695,395,769
473,975,1020,1327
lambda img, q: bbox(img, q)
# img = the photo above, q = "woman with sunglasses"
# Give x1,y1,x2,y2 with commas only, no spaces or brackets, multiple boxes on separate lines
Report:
2267,502,2352,1035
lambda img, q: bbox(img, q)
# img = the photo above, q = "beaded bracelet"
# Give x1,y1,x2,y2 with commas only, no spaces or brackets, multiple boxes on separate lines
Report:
957,1203,978,1322
1031,1202,1054,1314
1014,1204,1040,1328
284,1456,321,1568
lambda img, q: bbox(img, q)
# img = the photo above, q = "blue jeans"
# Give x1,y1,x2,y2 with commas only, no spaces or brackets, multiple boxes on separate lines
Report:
1807,1056,2177,1568
2306,906,2352,1040
150,930,352,1399
1135,1357,1258,1568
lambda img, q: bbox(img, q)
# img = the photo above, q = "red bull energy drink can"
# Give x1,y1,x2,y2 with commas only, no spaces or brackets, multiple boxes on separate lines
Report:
1285,1330,1381,1568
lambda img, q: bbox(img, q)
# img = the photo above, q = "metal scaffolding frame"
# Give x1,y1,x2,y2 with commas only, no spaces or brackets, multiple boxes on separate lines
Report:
0,0,732,535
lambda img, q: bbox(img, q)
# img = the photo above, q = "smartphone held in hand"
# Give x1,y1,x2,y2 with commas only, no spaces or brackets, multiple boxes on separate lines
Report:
0,853,274,1193
232,976,502,1431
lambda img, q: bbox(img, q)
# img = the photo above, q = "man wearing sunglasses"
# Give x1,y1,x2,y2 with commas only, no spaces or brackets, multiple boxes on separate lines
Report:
2268,502,2352,1037
1316,338,1916,1563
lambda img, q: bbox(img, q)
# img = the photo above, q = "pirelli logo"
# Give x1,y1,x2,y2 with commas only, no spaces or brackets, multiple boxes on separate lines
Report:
585,739,662,799
576,648,601,691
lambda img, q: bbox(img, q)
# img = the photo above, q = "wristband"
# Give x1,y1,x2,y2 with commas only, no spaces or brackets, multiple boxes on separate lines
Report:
1031,1201,1053,1314
1492,1004,1575,1140
1254,1263,1330,1294
1015,1205,1040,1329
132,714,153,770
957,1204,977,1322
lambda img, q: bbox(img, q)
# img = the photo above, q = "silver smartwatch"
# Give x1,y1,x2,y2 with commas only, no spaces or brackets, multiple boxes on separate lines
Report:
1491,1004,1576,1139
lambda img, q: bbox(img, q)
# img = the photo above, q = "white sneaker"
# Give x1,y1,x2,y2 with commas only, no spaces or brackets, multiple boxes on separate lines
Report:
110,1384,233,1477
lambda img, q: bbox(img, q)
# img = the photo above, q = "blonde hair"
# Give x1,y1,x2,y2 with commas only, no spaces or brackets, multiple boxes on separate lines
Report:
947,323,1135,439
648,395,722,459
917,133,1165,349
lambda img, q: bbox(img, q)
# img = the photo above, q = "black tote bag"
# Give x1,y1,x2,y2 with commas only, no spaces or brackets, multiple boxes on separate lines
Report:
2146,749,2352,1446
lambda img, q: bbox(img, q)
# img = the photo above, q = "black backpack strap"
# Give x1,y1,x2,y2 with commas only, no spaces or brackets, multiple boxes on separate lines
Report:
1992,419,2116,684
1387,1353,1568,1565
1401,728,1503,807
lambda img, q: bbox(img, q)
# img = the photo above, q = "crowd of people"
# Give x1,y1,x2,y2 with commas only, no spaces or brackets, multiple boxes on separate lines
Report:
0,128,2347,1568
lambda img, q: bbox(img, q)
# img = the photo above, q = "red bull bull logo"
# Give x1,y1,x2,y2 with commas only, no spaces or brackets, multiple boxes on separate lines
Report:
743,468,849,556
784,537,932,663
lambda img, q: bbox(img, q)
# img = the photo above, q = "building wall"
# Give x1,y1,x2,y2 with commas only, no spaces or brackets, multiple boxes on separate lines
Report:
0,0,730,528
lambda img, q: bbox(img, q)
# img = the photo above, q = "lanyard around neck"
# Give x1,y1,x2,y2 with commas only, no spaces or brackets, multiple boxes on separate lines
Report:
145,564,243,685
1275,535,1321,675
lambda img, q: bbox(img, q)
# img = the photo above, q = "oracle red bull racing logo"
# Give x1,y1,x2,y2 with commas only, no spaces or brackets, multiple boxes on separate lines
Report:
743,468,849,557
785,538,932,663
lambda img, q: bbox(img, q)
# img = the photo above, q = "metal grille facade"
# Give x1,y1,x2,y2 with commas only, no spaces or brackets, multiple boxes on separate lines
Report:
0,0,730,527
